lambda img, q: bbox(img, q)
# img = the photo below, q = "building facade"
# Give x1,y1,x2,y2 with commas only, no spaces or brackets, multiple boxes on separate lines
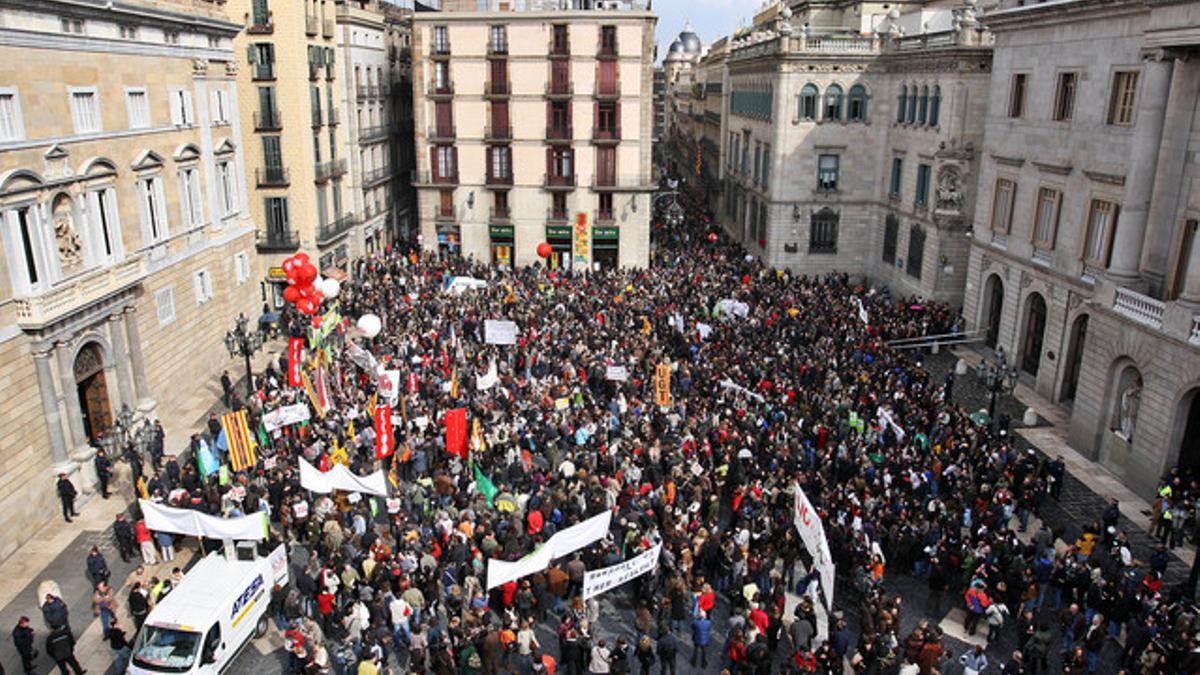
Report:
962,0,1200,497
410,4,656,270
0,0,258,558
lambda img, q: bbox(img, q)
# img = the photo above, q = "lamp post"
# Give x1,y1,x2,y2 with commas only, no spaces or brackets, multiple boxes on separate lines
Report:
101,403,136,461
225,313,264,400
975,347,1019,430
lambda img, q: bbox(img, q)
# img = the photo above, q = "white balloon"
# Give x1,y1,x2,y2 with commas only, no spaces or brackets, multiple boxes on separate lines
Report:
323,278,341,299
357,313,382,338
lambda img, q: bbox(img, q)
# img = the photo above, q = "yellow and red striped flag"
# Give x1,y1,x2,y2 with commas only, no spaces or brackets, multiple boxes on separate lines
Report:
220,409,257,472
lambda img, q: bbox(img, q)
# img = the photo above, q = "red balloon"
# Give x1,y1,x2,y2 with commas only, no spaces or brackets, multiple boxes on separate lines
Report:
312,291,324,306
311,315,323,329
283,286,300,303
536,242,553,259
294,252,310,264
298,263,318,283
708,232,718,243
296,298,314,315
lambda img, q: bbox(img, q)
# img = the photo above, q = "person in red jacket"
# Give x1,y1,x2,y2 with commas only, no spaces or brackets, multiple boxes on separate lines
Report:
135,520,157,565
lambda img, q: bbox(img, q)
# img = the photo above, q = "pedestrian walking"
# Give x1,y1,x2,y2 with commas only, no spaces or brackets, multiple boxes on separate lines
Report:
55,473,77,523
45,624,85,675
12,616,37,675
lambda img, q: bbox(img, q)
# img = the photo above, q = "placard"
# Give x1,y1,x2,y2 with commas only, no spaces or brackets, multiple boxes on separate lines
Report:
583,544,663,600
605,366,628,381
484,320,518,345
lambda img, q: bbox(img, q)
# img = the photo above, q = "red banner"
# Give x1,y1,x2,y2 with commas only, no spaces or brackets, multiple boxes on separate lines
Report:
375,405,394,459
445,407,468,459
407,372,418,393
288,338,303,387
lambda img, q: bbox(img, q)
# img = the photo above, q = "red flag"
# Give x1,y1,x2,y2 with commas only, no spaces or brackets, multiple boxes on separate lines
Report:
374,405,394,459
407,371,418,394
288,337,304,387
445,407,468,460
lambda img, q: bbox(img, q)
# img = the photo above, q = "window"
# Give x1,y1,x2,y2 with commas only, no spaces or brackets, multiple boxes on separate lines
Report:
193,268,214,304
262,135,283,176
889,158,903,199
816,154,839,192
234,252,249,285
211,88,230,125
164,30,180,45
762,144,770,187
918,86,929,125
730,135,739,172
847,85,868,121
265,197,289,234
138,176,169,244
907,85,917,124
741,135,749,173
915,164,931,208
179,167,204,229
552,25,569,53
1108,71,1139,126
896,85,907,124
906,225,926,278
435,146,456,179
217,160,237,216
120,24,139,40
3,206,47,292
596,102,618,135
1009,73,1027,118
0,88,25,141
1033,187,1061,250
550,148,573,177
823,84,843,121
489,146,511,180
434,61,450,90
250,43,275,79
125,88,150,129
600,26,617,54
809,208,838,253
251,0,270,26
1053,72,1077,121
929,85,941,127
882,213,899,264
490,25,507,52
1084,198,1118,266
60,17,85,34
598,192,614,220
752,143,761,185
797,84,818,121
169,88,194,126
991,178,1016,233
86,188,120,262
69,88,101,134
155,286,176,326
432,25,449,53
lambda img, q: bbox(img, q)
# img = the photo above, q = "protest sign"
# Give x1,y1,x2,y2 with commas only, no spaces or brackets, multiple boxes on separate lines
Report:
484,320,518,345
605,365,628,381
583,544,663,600
793,484,836,609
262,403,312,432
140,499,267,541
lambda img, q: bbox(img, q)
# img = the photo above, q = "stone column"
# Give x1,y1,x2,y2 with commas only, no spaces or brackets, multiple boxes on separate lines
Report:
1107,54,1174,285
1178,226,1200,310
108,313,136,410
123,309,157,415
33,349,75,476
54,342,88,451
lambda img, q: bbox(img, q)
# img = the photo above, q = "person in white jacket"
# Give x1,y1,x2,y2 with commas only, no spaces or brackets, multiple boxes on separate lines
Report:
589,638,612,674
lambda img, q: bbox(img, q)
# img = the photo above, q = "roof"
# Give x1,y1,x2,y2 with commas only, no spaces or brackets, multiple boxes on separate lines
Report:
144,553,264,630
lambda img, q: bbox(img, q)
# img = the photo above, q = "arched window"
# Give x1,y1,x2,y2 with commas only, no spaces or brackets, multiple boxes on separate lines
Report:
848,84,868,122
798,84,818,121
906,83,918,124
918,86,929,125
929,85,942,126
823,84,843,122
896,85,907,123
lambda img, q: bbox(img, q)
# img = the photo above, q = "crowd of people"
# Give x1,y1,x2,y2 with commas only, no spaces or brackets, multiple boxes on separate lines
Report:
24,176,1200,675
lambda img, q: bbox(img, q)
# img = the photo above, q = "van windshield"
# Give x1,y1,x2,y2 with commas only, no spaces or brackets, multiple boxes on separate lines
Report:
131,625,201,672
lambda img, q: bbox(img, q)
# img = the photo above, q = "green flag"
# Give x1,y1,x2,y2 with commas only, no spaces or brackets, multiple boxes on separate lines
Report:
473,462,498,508
256,422,269,450
218,465,230,486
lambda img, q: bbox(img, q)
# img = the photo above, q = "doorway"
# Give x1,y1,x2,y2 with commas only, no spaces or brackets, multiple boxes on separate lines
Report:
1020,293,1047,376
983,275,1004,348
74,342,111,441
1060,314,1088,403
1174,388,1200,481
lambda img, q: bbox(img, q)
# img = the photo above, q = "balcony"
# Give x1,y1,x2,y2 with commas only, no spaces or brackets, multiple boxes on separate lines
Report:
545,125,573,143
549,39,570,59
595,209,615,224
486,173,513,188
547,207,569,223
255,167,290,188
13,256,144,329
598,42,618,60
253,109,282,131
488,39,508,56
255,229,300,253
314,158,347,183
252,63,275,81
594,82,620,100
490,206,511,221
590,174,656,192
414,170,459,186
430,42,451,58
317,212,358,245
433,205,455,222
305,15,318,36
1113,287,1166,330
357,85,381,101
362,166,393,188
359,124,390,144
729,32,883,63
543,173,576,190
592,125,621,144
428,80,455,99
427,125,456,143
484,80,510,99
485,124,512,142
545,81,574,99
322,19,334,38
246,12,273,34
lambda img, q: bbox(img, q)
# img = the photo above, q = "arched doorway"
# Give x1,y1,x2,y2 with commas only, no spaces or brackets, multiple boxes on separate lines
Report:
1059,314,1089,403
74,342,111,441
1174,388,1200,482
982,275,1004,348
1020,293,1047,376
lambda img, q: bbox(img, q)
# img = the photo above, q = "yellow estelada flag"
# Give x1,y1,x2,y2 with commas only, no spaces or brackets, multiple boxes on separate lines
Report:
220,408,257,472
366,392,378,419
330,438,348,466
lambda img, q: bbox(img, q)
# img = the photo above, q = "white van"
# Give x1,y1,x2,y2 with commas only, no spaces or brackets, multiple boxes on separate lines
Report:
127,543,288,674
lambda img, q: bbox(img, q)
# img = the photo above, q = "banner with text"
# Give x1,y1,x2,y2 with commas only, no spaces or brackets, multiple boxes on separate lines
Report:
287,338,304,387
583,544,663,600
793,483,835,609
484,320,518,345
263,403,312,433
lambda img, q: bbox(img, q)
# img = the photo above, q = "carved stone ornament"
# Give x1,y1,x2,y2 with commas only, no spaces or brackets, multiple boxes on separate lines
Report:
934,165,964,213
52,195,83,275
193,59,209,76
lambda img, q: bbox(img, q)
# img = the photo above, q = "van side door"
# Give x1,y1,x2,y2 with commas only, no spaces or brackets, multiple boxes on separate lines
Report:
199,622,223,672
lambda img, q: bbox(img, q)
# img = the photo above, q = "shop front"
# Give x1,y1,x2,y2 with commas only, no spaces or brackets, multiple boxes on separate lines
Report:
545,225,573,271
489,225,514,268
593,225,619,270
436,225,461,259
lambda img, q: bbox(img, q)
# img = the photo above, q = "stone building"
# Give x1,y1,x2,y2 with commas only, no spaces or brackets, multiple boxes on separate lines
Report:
712,0,993,304
962,0,1200,497
410,2,656,269
0,0,258,558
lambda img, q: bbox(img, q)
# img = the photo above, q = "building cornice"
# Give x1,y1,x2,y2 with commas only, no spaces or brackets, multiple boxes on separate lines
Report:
1,0,242,34
412,10,655,22
982,0,1148,32
0,26,234,60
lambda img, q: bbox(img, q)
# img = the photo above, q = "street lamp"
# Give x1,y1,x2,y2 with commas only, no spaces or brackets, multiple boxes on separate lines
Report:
975,347,1019,428
225,313,265,399
101,403,136,461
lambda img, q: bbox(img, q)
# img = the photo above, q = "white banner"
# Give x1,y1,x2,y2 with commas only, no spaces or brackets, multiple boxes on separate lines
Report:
715,299,750,319
605,366,628,381
583,544,662,600
696,323,713,341
484,320,518,345
476,360,498,390
140,500,267,541
378,370,401,405
487,543,554,590
299,458,389,497
444,276,488,295
486,510,613,589
793,484,835,609
262,403,311,432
